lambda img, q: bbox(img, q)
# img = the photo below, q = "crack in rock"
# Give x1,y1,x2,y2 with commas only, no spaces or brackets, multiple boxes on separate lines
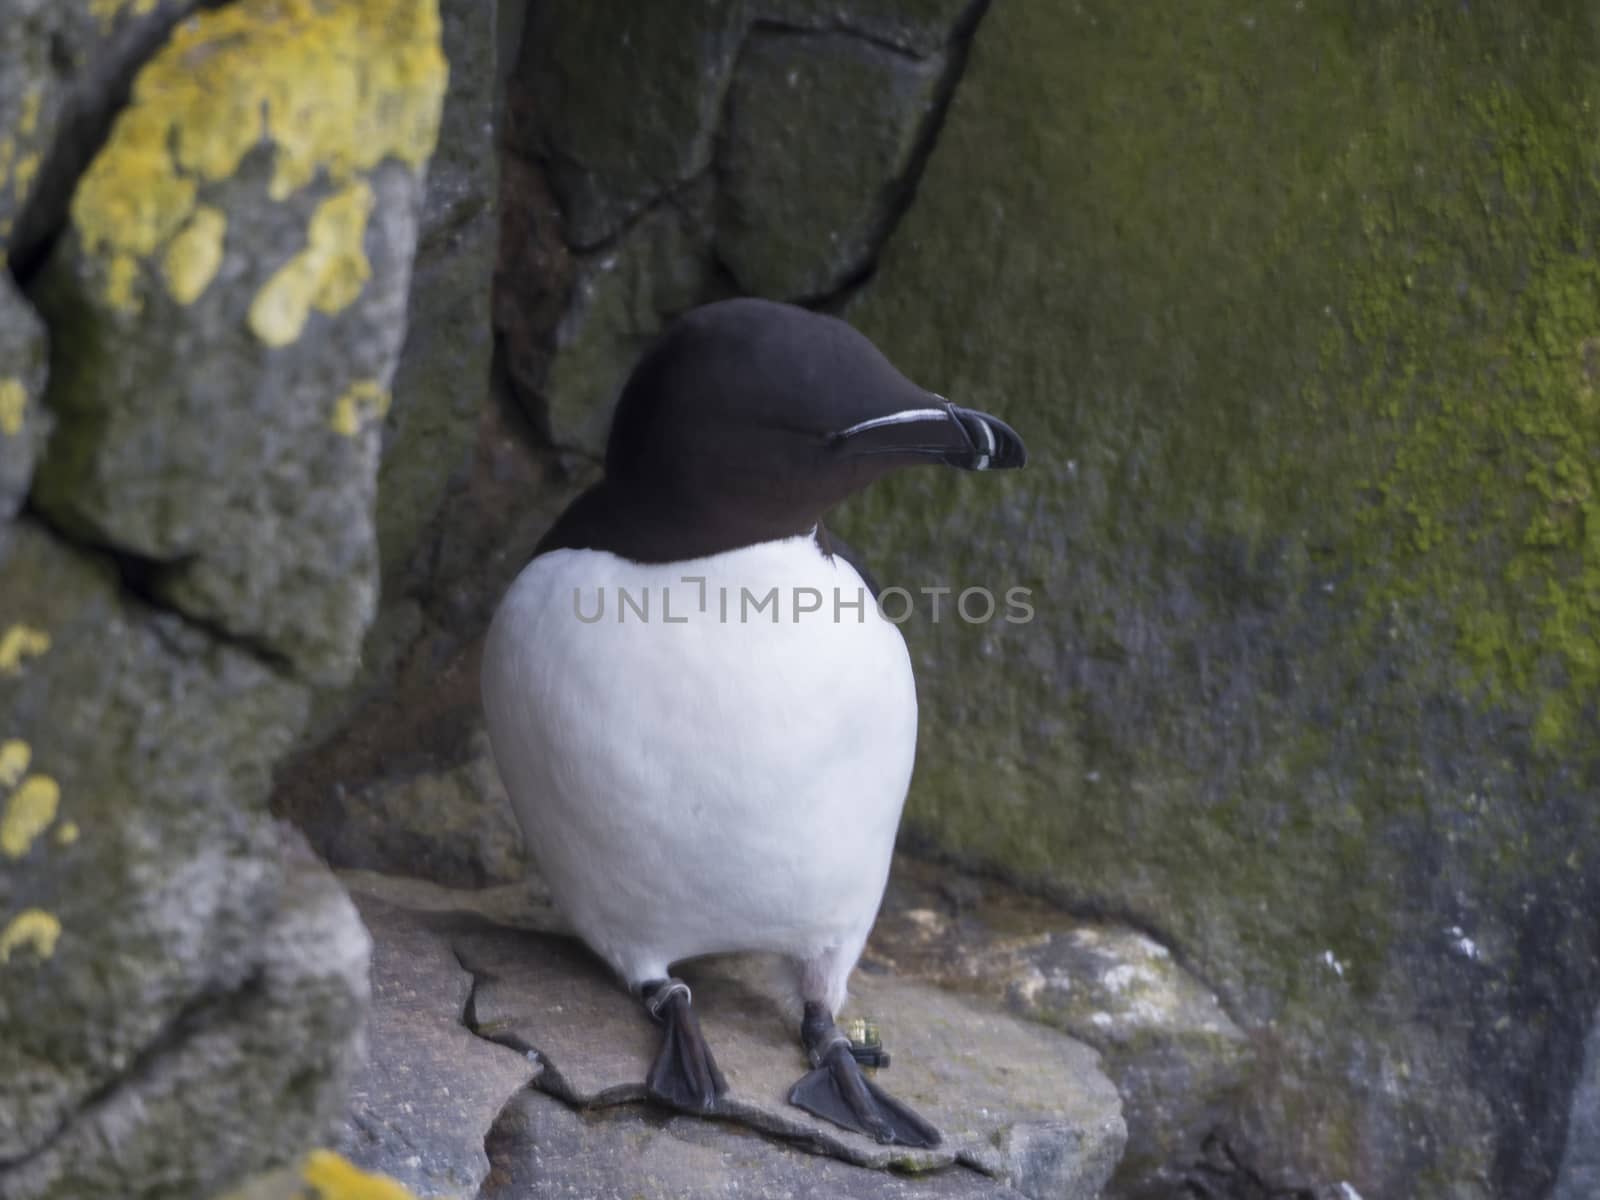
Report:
495,0,994,459
0,969,268,1176
331,891,540,1200
448,919,1125,1197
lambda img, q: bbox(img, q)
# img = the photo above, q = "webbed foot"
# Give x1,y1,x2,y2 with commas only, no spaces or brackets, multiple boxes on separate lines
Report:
641,978,727,1112
786,1001,940,1147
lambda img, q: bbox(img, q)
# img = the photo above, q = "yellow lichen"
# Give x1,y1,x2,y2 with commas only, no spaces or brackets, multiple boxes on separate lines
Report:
13,151,39,196
249,182,374,346
2,775,60,859
0,377,25,436
18,91,42,139
56,821,79,846
105,254,142,313
330,379,390,436
88,0,158,28
0,740,29,789
70,0,446,319
89,0,125,27
0,625,49,674
299,1150,417,1200
162,204,227,305
0,910,61,963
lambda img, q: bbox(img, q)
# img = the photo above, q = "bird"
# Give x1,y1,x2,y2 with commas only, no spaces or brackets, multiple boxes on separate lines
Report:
480,297,1026,1146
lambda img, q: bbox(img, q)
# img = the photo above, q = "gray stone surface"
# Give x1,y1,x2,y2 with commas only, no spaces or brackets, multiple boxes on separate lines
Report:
0,0,203,260
338,895,537,1199
377,0,501,596
539,179,720,453
454,922,1125,1190
508,0,977,256
0,275,47,518
1554,1004,1600,1200
28,0,447,684
0,521,312,1165
326,875,1121,1199
0,857,370,1200
480,1089,1038,1200
758,0,979,57
273,393,584,886
495,0,983,450
303,727,528,889
714,29,944,300
869,859,1251,1199
512,0,742,249
340,867,566,935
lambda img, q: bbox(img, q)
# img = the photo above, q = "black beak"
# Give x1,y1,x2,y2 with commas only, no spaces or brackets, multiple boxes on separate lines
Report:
828,399,1027,471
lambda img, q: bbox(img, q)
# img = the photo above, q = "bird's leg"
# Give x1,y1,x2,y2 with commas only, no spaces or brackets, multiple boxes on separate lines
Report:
638,977,727,1111
786,1001,941,1147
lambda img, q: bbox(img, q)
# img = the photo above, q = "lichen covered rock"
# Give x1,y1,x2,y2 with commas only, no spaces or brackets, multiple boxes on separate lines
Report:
29,0,448,683
834,2,1600,1195
220,1151,420,1200
869,858,1250,1199
0,0,204,259
0,523,367,1198
0,276,47,518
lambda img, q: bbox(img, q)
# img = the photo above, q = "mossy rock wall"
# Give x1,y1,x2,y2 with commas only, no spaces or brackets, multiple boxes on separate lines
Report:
837,3,1600,1195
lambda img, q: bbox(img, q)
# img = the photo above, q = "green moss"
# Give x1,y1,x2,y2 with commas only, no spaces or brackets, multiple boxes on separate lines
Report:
835,1,1600,1190
1323,70,1600,749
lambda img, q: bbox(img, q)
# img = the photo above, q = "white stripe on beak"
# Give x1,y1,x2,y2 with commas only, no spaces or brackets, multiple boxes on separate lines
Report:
832,407,950,439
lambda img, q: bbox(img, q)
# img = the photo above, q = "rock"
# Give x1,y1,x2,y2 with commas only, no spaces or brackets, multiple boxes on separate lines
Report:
1554,1004,1600,1200
328,874,1121,1199
1002,926,1251,1199
493,153,578,438
221,1151,423,1200
0,523,369,1198
336,895,538,1199
496,0,985,448
511,1,742,249
0,0,204,261
273,394,585,885
713,29,944,300
1,857,370,1200
28,0,448,684
828,3,1600,1194
508,0,980,255
480,1089,1041,1200
538,178,720,453
298,726,527,889
0,276,47,518
377,0,500,595
339,867,565,935
868,859,1250,1199
453,921,1125,1193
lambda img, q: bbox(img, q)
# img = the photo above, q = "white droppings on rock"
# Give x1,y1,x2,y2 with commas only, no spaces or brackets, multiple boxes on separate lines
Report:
1446,925,1481,961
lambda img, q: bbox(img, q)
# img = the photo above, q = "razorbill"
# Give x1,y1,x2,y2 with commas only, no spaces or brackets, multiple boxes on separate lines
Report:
481,297,1026,1146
